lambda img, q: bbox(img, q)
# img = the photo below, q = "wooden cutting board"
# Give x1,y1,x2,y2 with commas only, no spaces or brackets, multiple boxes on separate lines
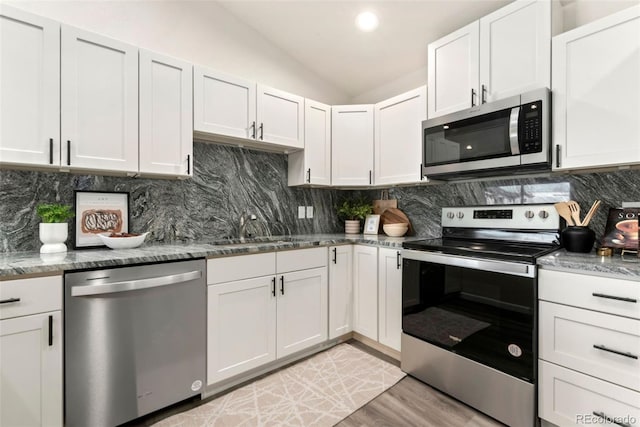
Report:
380,208,413,235
372,199,397,215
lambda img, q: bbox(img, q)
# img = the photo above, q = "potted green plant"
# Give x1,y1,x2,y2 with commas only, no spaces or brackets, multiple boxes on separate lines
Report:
36,203,74,253
336,197,373,234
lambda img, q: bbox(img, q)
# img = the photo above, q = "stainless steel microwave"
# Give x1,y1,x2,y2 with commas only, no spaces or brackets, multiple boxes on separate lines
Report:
422,88,550,180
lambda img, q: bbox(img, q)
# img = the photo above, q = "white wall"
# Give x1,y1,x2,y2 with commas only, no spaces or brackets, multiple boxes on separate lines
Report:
5,0,350,105
349,0,639,104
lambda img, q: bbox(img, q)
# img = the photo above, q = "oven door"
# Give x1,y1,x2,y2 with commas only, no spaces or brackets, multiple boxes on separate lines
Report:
402,250,536,383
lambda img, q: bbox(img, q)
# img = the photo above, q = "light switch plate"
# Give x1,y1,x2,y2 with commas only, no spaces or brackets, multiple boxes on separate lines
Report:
306,206,314,218
298,206,306,219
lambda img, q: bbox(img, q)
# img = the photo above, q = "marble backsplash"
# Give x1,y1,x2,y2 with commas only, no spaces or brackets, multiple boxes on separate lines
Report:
2,140,639,253
375,169,640,241
0,143,343,253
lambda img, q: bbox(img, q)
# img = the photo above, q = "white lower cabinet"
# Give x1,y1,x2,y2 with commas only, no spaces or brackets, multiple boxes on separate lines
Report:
539,268,640,427
377,248,403,352
206,248,327,386
539,360,640,427
352,245,378,340
277,267,328,358
207,276,277,384
328,245,353,339
0,276,62,427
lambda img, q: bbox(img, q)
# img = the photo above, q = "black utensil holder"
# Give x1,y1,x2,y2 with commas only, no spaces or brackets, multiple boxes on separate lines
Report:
561,226,596,253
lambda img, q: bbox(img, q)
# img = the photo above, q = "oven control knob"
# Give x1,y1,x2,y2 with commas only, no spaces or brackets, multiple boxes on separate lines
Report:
457,212,464,219
539,210,549,219
524,210,535,219
447,212,455,219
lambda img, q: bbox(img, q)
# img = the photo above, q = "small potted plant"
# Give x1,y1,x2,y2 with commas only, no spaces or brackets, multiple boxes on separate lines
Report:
36,203,74,253
336,197,373,234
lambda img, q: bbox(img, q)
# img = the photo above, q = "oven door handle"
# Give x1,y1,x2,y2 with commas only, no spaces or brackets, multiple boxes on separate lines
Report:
402,249,535,278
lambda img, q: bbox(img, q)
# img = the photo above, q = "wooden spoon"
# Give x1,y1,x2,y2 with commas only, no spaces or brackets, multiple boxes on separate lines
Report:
582,200,601,226
554,202,574,226
567,200,582,226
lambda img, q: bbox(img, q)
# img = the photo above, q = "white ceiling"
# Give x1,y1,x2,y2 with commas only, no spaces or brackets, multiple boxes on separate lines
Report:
217,0,513,99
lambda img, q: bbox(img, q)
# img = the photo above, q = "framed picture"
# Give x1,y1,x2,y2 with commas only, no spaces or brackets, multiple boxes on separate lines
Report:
74,191,130,249
363,214,381,235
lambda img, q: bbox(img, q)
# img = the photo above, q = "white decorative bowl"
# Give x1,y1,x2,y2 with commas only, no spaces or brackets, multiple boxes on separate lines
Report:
97,232,149,249
383,223,408,237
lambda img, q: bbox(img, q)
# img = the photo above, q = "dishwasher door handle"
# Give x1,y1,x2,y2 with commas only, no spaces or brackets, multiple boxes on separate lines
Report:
71,270,202,297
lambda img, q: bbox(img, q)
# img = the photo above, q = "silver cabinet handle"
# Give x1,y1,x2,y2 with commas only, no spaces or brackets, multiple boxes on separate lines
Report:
71,270,202,297
259,123,264,140
0,298,21,305
307,168,311,183
592,411,631,427
592,293,637,303
470,88,476,107
593,344,638,360
251,121,256,139
481,84,487,104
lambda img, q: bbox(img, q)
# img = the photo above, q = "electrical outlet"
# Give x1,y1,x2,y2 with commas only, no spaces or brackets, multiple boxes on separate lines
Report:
306,206,314,218
298,206,306,219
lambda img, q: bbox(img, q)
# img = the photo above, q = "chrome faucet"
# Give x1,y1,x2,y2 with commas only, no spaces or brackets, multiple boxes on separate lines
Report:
239,212,257,239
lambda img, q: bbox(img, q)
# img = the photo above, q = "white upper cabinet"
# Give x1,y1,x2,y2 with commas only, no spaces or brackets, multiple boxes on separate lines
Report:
552,5,640,171
193,69,304,151
331,105,374,186
0,5,60,167
61,26,138,173
428,0,550,119
374,86,427,185
479,0,550,103
257,84,304,149
139,50,193,177
193,67,256,140
428,21,480,119
288,99,331,186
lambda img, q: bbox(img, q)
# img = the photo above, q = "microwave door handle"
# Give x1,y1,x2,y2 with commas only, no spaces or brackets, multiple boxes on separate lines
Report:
509,107,520,155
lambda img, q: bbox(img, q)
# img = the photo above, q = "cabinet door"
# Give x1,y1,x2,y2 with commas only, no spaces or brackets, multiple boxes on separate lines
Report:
552,6,640,170
331,105,374,186
427,21,480,119
256,84,304,149
374,86,426,185
0,312,62,427
352,245,378,340
139,50,193,177
61,26,138,173
378,248,402,352
479,0,550,103
207,277,276,385
328,245,353,339
288,99,331,186
193,67,256,140
277,267,328,358
0,5,60,167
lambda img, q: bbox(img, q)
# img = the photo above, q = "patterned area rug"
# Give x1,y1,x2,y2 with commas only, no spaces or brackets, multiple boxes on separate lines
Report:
154,343,406,427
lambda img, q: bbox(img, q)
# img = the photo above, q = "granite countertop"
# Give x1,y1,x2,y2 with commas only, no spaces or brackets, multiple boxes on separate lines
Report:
0,234,418,278
537,249,640,281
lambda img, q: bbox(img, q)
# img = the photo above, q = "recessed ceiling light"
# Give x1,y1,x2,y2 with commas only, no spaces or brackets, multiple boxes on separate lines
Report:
355,11,378,32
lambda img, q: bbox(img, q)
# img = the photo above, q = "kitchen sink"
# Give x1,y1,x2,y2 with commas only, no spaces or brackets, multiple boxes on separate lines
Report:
207,236,298,246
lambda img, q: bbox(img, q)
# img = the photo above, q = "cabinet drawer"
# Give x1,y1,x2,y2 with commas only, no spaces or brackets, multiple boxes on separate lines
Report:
539,269,640,319
540,301,640,391
539,360,640,427
207,252,276,285
0,275,62,320
276,247,327,273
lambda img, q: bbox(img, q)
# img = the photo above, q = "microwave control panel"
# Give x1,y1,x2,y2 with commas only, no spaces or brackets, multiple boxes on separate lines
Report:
519,100,542,154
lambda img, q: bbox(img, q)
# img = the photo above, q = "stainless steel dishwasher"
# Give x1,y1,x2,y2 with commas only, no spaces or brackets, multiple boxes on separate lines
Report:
64,259,206,427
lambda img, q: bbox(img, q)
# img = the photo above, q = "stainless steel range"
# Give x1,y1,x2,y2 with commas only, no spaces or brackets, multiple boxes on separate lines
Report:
401,204,560,427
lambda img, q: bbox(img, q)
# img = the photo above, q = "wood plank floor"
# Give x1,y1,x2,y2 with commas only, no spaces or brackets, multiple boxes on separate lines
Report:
341,341,505,427
127,339,505,427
